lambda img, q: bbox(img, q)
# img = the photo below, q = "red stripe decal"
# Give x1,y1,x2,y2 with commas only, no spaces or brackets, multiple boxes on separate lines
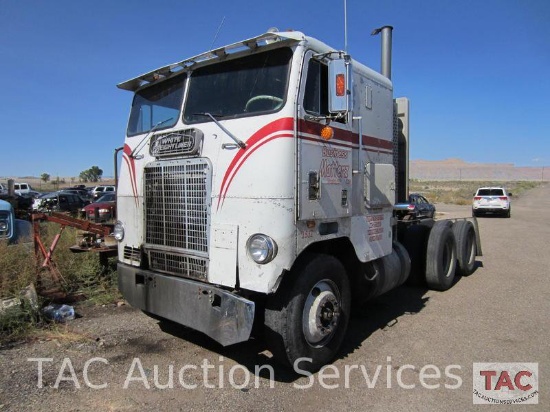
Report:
216,117,393,210
298,119,393,150
217,117,294,210
218,132,293,209
298,135,393,154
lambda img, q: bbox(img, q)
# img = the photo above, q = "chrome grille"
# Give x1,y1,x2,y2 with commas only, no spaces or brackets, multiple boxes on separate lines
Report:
149,250,208,281
144,159,211,279
123,246,141,263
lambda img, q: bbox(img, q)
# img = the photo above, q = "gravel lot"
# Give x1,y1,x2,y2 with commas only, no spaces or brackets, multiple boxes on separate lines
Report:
1,184,548,411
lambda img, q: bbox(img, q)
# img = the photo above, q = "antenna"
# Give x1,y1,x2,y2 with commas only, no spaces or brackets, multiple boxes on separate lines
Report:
210,16,226,50
344,0,348,53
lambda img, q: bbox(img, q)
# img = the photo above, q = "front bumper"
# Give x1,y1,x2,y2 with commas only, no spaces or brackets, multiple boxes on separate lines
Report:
118,263,255,346
473,206,509,213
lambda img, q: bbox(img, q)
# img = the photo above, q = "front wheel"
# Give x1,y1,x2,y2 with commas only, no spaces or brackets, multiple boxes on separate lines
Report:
264,254,350,373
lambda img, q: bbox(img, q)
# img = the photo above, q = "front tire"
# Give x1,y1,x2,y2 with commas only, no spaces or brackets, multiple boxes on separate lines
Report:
264,254,351,373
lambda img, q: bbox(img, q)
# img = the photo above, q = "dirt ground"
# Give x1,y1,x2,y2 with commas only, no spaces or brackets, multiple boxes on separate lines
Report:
1,185,548,411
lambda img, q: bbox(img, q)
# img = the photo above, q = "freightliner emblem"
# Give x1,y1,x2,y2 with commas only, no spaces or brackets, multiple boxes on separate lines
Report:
150,129,203,158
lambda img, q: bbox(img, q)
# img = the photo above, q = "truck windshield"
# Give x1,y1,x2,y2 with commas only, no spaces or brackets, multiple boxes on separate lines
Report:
127,75,185,136
184,47,292,124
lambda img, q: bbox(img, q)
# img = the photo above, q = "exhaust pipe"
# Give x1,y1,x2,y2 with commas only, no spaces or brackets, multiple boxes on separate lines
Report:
371,25,393,80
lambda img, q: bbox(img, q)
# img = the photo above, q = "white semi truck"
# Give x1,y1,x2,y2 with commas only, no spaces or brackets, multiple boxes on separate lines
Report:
115,27,480,371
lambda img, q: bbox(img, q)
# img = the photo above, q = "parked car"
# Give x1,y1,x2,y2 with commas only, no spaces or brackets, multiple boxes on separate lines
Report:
81,193,116,222
32,191,86,213
20,190,41,199
0,183,7,196
60,188,92,203
394,193,436,220
472,187,511,218
90,185,116,200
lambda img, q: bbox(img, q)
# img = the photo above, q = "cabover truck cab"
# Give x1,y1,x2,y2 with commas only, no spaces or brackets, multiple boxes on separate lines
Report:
116,28,480,371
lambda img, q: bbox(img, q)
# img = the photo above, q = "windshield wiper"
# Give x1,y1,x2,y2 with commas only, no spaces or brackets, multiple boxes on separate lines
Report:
130,117,174,159
194,112,246,149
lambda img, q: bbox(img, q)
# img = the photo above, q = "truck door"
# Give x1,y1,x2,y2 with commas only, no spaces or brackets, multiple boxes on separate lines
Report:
297,53,353,221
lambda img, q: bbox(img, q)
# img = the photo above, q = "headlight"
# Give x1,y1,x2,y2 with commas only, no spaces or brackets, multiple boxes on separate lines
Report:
113,221,124,241
247,234,277,264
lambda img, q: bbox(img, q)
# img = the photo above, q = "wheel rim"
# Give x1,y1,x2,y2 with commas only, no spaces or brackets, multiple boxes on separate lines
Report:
302,279,341,347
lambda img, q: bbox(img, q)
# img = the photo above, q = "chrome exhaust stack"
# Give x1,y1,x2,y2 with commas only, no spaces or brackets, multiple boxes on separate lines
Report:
371,25,393,80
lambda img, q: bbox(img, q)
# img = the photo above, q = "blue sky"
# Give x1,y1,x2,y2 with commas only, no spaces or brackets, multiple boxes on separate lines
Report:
1,0,549,177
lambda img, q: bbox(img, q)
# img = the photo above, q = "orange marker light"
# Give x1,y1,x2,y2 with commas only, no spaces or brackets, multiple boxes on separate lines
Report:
321,126,334,140
336,74,346,96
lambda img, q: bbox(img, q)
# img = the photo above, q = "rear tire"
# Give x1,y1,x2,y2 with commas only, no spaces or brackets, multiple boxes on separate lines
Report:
264,254,350,373
393,241,411,285
425,221,457,291
452,220,476,276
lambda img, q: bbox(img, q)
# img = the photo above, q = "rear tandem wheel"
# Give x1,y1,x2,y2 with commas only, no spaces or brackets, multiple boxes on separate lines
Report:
425,221,457,291
452,220,477,276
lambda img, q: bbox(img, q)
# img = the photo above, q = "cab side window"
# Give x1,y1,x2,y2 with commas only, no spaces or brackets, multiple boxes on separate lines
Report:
303,59,328,116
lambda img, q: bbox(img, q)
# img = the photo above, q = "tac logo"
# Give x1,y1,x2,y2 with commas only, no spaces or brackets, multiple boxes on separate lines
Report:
473,363,539,404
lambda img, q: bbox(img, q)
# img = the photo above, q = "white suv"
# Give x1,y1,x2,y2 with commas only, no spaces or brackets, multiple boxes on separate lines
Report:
472,187,511,218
